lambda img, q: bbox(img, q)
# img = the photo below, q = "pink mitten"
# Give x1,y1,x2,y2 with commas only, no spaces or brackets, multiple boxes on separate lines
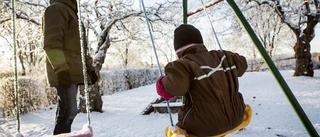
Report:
156,76,174,100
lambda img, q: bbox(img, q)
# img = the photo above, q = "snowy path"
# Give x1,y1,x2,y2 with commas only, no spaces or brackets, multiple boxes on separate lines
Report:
1,70,320,137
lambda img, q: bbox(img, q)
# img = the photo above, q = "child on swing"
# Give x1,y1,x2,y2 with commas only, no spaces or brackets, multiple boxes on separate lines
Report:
156,24,249,136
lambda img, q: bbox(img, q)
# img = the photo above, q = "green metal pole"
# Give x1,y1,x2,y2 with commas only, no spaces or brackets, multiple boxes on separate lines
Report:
182,0,188,104
183,0,187,24
226,0,319,136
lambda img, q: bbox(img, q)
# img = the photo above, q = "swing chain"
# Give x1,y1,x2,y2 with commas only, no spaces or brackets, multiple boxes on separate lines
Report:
76,0,91,125
140,0,174,126
200,0,223,51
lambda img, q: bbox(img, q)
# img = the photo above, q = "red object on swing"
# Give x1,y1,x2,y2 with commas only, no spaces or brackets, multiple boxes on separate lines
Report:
54,123,93,137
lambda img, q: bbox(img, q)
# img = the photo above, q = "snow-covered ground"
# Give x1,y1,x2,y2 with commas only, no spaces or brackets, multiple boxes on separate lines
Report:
1,70,320,137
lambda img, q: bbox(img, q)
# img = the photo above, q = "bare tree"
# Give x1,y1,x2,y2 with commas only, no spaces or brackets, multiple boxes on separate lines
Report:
105,17,151,69
244,0,320,77
77,0,180,112
0,0,44,75
248,4,284,57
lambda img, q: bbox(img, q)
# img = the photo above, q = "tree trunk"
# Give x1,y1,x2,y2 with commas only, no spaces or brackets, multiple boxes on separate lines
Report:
18,54,26,76
78,22,104,113
78,81,103,113
293,39,314,77
78,34,110,113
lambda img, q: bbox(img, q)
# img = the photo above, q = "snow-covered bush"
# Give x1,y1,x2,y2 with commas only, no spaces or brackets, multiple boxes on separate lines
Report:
100,68,161,95
247,54,296,71
0,77,57,118
247,53,320,71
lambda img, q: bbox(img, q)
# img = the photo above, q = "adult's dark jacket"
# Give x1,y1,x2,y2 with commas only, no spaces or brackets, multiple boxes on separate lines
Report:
161,44,247,136
43,0,91,86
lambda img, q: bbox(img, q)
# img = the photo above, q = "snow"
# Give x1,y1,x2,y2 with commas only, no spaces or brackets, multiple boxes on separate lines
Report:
1,70,320,137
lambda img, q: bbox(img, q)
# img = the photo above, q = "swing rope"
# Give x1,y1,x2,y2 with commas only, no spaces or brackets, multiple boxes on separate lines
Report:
140,0,174,127
76,0,91,125
200,0,223,51
11,0,21,133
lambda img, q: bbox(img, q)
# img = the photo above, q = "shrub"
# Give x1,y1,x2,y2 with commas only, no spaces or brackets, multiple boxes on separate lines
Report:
100,68,161,95
0,77,57,118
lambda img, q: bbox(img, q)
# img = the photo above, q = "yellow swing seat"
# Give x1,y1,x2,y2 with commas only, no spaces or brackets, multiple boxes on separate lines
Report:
166,104,252,137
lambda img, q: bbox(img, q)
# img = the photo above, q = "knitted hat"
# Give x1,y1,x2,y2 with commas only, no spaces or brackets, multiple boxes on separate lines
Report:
174,24,203,51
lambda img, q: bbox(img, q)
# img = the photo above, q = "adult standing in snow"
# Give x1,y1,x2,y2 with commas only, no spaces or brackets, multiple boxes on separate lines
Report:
43,0,97,135
156,24,248,136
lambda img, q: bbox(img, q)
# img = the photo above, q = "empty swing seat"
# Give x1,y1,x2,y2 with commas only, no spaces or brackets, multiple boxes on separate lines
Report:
53,123,93,137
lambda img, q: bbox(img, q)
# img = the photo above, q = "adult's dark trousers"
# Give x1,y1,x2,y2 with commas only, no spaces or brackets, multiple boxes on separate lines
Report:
53,84,78,135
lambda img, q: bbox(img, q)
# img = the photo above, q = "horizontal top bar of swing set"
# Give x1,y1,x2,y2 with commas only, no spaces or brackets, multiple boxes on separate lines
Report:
187,0,223,17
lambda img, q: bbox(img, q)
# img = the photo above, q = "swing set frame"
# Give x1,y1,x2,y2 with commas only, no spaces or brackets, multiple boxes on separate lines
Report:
182,0,319,136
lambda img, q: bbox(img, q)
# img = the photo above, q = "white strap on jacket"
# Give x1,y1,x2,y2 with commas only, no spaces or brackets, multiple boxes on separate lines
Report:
175,43,201,54
194,55,236,80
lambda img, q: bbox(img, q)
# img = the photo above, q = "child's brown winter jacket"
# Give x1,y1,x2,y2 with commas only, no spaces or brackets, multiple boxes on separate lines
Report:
162,44,247,136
